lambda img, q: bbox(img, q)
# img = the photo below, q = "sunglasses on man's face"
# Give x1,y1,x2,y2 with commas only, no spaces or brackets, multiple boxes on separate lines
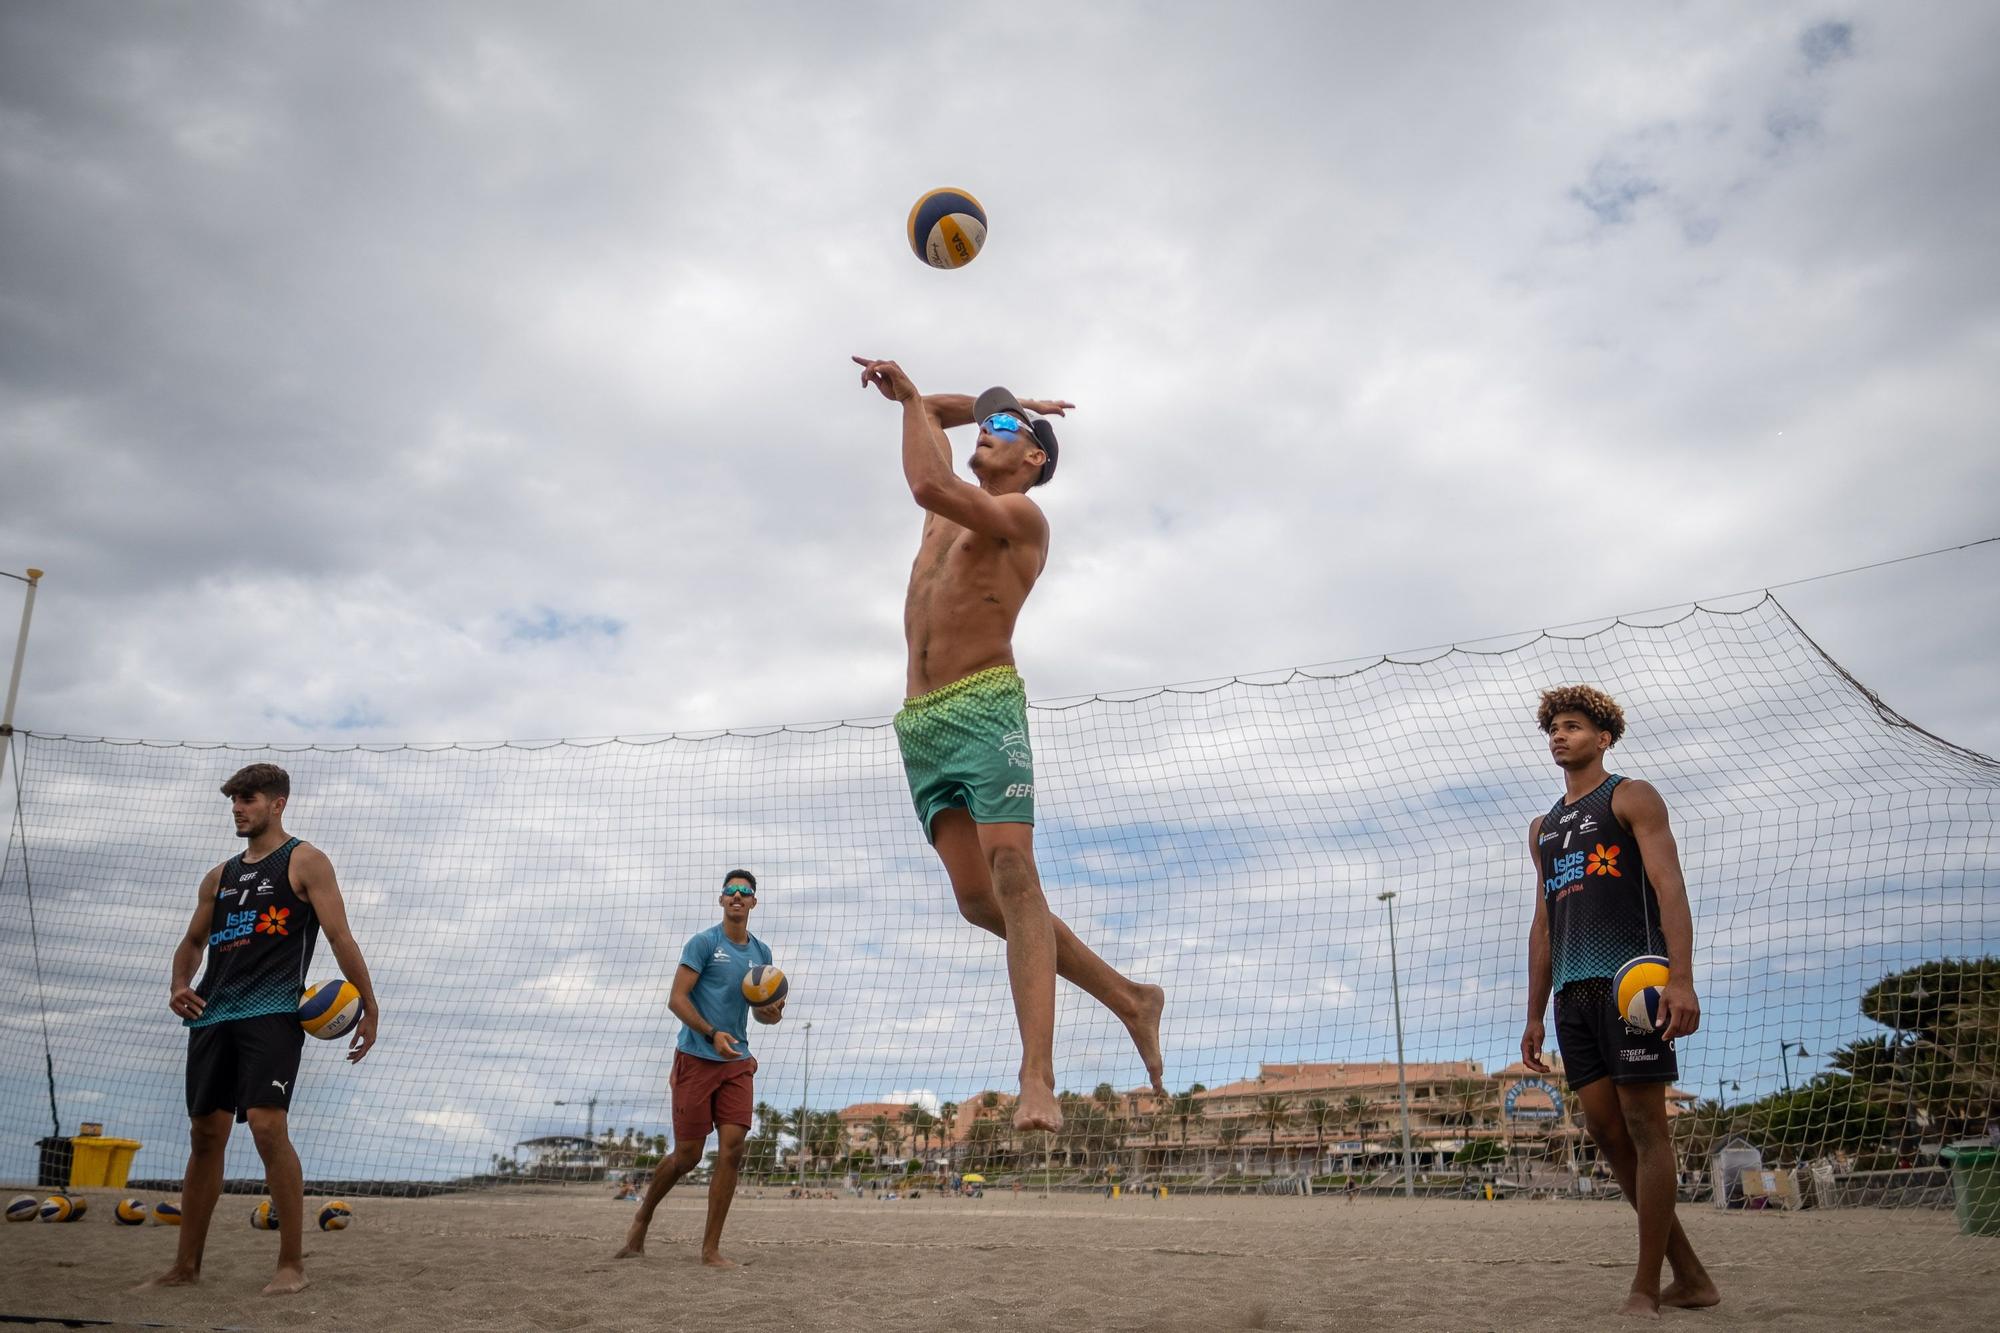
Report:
722,885,756,898
981,412,1031,437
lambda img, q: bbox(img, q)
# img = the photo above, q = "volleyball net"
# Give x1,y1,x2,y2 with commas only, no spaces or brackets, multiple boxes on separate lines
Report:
2,594,1995,1219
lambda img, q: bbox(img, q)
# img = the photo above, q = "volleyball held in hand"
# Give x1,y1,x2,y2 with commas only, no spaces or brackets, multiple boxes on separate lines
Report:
318,1200,353,1230
115,1197,150,1225
1616,955,1671,1033
300,978,363,1039
907,188,986,269
742,964,788,1006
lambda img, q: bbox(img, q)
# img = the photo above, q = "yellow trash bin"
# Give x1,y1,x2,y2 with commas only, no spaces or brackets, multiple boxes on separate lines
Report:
68,1137,142,1190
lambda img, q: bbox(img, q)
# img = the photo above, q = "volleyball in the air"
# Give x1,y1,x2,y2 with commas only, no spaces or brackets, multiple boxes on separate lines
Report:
6,1194,37,1221
250,1198,280,1230
907,188,987,269
742,964,788,1006
318,1200,353,1231
40,1194,83,1222
115,1197,150,1225
153,1200,183,1225
1615,955,1671,1033
299,978,362,1039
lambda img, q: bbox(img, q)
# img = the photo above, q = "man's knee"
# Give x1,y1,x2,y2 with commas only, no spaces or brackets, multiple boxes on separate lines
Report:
189,1115,231,1155
1583,1112,1632,1157
986,843,1037,896
952,885,1003,931
245,1108,290,1153
672,1141,705,1170
719,1138,748,1168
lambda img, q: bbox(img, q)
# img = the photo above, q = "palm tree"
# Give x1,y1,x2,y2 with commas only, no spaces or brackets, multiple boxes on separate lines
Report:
1215,1122,1245,1178
868,1114,901,1171
1442,1078,1491,1131
1255,1095,1294,1174
1302,1098,1335,1176
938,1101,959,1170
1169,1087,1207,1174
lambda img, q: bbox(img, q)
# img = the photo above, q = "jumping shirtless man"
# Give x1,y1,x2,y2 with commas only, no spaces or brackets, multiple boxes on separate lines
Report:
854,355,1166,1133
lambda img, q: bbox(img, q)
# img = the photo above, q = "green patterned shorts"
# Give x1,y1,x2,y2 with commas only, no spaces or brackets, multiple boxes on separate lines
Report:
893,666,1035,843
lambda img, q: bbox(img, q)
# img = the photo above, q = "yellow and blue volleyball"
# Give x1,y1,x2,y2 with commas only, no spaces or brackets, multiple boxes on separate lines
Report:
6,1194,38,1221
907,187,987,269
1615,955,1671,1032
299,978,363,1039
152,1200,183,1225
250,1198,280,1230
317,1200,353,1231
116,1197,150,1225
39,1194,80,1222
742,964,788,1006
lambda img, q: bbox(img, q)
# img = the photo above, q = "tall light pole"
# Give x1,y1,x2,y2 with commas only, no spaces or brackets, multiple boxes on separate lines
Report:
798,1021,812,1194
1378,891,1416,1198
1776,1040,1810,1092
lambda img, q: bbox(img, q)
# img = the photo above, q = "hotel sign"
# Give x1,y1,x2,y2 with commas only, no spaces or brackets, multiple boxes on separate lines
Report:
1505,1078,1564,1121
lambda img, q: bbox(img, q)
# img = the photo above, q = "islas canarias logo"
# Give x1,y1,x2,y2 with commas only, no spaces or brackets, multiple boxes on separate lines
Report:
255,906,291,936
1586,844,1622,877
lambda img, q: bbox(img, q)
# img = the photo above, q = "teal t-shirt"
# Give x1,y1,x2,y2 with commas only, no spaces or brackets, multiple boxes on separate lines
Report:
675,924,772,1062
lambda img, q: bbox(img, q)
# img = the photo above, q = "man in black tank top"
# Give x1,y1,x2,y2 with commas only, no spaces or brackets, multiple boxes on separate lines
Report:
1520,688,1719,1318
140,764,382,1299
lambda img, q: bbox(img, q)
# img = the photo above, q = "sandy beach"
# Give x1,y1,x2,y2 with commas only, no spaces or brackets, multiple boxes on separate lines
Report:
3,1185,1996,1332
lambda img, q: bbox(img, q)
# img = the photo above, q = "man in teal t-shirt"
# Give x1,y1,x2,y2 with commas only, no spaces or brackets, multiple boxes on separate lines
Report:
615,869,783,1269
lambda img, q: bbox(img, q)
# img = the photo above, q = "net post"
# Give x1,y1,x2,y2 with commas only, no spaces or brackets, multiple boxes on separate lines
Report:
0,566,44,792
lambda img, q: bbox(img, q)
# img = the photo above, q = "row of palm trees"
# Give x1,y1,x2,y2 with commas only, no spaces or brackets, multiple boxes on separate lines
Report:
733,1075,1509,1178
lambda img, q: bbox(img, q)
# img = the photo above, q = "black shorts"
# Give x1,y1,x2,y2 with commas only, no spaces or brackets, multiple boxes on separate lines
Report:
186,1012,305,1122
1555,978,1678,1090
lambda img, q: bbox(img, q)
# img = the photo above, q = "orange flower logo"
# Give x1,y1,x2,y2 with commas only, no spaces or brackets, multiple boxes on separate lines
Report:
256,906,290,936
1586,844,1621,877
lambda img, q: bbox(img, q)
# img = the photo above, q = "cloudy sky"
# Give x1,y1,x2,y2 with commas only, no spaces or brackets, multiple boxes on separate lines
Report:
1,0,1994,754
2,3,1998,1181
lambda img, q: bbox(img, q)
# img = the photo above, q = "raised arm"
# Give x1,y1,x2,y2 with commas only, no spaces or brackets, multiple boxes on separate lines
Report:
292,844,382,1062
1521,815,1553,1072
855,355,1051,547
1614,778,1699,1039
168,863,225,1022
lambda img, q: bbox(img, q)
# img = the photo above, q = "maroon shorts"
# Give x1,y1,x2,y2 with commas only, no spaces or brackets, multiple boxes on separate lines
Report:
671,1050,756,1143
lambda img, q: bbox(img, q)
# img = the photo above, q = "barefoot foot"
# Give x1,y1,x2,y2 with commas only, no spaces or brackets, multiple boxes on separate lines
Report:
1661,1279,1721,1310
1121,983,1167,1095
261,1265,309,1296
136,1265,201,1290
1616,1291,1660,1320
613,1243,644,1259
1014,1083,1063,1133
700,1251,738,1269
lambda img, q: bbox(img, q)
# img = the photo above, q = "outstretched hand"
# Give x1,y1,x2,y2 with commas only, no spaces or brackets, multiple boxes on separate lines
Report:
853,355,919,403
1020,398,1075,417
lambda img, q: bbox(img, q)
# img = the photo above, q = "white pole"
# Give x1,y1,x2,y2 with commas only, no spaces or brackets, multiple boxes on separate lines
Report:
1379,890,1416,1199
0,568,44,792
798,1021,811,1193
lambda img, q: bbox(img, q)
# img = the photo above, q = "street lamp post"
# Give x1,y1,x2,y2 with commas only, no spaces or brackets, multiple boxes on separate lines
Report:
1776,1040,1810,1092
1378,891,1416,1199
798,1021,812,1194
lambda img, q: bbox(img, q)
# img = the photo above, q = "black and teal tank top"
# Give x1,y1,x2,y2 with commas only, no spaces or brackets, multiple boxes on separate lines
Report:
1537,776,1666,992
187,838,319,1028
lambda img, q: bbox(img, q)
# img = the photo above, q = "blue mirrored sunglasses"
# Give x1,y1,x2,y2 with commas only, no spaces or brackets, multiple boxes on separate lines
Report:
981,412,1030,437
722,884,756,897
